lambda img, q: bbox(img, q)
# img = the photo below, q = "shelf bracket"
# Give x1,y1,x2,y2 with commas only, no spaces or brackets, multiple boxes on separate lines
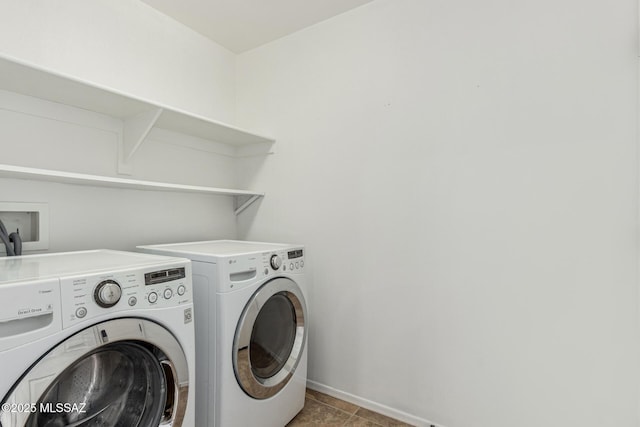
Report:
234,194,262,215
118,107,164,174
234,141,277,157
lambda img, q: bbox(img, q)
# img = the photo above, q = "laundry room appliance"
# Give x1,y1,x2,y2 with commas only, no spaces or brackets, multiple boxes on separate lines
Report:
137,240,308,427
0,250,195,427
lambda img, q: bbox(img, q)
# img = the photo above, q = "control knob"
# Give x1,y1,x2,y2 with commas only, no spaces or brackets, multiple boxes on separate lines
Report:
270,254,282,270
94,280,122,308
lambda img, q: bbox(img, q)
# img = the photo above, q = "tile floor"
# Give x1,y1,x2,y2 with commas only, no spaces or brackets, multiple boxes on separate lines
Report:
287,389,414,426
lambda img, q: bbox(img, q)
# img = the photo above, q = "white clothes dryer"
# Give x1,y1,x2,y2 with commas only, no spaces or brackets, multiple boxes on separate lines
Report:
0,250,195,427
138,240,308,427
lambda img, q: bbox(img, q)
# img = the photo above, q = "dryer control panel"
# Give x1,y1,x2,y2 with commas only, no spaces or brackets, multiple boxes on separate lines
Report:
60,262,192,328
219,247,305,292
263,248,305,274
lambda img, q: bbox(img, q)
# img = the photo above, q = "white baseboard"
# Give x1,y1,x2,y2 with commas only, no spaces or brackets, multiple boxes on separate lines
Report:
306,379,444,427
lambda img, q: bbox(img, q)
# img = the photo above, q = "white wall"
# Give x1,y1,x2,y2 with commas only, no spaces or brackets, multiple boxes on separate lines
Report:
236,1,639,426
0,0,236,122
0,0,241,252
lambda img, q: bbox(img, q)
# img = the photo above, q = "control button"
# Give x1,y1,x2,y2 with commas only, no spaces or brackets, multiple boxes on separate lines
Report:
264,268,269,275
128,296,137,306
283,264,287,271
295,262,299,269
94,280,122,308
177,285,186,296
301,261,304,268
270,254,282,270
148,292,158,304
290,263,294,270
75,307,87,318
164,288,173,299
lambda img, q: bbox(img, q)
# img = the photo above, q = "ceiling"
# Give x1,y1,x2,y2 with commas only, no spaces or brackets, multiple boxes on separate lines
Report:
141,0,375,53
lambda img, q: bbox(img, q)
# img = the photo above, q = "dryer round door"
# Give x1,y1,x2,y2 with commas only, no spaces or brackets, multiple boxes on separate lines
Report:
0,318,189,427
233,277,307,399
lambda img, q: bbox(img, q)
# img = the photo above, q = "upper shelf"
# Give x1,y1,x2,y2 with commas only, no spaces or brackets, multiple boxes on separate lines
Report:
0,164,263,215
0,54,275,167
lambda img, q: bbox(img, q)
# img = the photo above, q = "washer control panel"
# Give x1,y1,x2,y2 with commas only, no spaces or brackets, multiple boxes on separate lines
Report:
60,262,191,328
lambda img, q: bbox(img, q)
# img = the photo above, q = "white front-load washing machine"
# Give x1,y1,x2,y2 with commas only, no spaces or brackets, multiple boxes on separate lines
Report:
138,240,308,427
0,250,195,427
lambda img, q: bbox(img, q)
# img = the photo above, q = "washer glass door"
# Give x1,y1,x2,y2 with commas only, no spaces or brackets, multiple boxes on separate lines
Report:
1,318,189,427
234,277,307,399
28,342,166,427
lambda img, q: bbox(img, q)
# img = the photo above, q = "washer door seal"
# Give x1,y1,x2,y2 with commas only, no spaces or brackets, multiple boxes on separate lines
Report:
233,277,307,399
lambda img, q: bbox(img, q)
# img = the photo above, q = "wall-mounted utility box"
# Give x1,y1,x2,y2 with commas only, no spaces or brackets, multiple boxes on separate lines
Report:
0,202,49,253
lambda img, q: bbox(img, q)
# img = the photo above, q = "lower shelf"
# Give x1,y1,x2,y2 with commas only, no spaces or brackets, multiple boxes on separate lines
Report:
0,164,263,215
